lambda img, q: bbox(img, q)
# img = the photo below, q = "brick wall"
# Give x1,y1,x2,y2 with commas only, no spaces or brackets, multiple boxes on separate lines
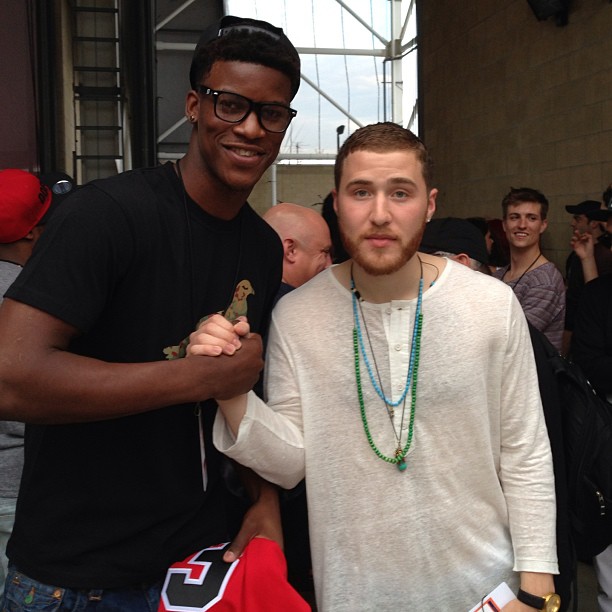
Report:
419,0,612,273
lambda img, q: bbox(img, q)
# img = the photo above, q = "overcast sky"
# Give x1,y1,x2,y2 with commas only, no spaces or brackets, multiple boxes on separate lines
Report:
226,0,417,158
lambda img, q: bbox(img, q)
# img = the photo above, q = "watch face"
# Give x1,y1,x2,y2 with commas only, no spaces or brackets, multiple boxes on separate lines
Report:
545,593,561,612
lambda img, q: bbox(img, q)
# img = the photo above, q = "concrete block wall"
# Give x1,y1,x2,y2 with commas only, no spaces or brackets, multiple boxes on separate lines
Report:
247,164,335,216
419,0,612,273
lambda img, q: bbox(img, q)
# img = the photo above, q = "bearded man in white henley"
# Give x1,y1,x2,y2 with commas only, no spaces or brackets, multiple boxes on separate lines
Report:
188,122,560,612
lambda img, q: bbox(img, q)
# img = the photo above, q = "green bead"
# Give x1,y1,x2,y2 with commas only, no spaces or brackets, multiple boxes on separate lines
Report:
397,459,407,471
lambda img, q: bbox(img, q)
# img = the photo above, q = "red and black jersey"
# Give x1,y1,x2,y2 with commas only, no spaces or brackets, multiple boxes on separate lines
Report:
159,538,311,612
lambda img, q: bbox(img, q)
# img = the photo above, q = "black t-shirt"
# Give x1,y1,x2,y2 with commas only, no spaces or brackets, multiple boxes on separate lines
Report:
6,163,282,588
571,274,612,397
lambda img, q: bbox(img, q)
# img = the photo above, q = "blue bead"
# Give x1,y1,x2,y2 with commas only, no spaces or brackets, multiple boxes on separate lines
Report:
397,459,407,471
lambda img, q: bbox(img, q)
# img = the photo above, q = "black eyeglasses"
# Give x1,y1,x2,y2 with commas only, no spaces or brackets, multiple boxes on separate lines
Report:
197,86,297,133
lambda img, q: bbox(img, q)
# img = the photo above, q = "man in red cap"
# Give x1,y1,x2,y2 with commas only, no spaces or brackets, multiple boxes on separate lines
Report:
0,169,51,249
0,168,60,596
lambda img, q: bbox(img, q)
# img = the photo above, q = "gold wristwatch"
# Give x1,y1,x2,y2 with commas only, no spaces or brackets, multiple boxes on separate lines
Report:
517,588,561,611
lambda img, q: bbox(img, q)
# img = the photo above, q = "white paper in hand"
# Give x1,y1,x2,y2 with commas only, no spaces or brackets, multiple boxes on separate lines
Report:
468,582,516,612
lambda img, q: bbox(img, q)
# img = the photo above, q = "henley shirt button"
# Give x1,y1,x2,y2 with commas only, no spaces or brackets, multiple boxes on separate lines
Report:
394,344,402,351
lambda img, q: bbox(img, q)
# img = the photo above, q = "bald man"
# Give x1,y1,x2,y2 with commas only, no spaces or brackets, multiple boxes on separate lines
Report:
263,202,332,304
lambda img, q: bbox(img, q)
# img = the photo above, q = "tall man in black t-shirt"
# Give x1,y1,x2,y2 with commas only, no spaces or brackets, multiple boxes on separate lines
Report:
0,16,301,611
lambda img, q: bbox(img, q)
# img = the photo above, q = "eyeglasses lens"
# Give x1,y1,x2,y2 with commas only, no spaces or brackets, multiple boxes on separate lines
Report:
52,180,73,195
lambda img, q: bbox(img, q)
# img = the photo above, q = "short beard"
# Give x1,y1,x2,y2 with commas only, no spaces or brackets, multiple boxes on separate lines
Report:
340,217,428,276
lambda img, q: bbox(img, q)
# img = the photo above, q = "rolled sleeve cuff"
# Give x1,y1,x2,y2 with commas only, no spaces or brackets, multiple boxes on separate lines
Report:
213,391,305,489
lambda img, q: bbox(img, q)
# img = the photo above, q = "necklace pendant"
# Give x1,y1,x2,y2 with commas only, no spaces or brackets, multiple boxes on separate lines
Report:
395,448,407,471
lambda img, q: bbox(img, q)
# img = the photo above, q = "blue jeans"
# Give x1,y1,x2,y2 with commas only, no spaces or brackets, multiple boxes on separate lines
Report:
0,497,17,598
0,566,162,611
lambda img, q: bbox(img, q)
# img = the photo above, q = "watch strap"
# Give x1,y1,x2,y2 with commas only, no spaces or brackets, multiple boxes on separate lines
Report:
517,588,545,610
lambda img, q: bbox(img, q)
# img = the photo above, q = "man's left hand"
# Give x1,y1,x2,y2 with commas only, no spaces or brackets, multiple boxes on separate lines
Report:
223,480,283,563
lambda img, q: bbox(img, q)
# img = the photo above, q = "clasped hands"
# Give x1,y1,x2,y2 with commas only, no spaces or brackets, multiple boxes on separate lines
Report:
187,314,252,357
187,314,263,400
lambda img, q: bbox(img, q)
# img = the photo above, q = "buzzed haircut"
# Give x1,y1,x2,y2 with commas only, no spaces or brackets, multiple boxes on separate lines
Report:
334,122,433,191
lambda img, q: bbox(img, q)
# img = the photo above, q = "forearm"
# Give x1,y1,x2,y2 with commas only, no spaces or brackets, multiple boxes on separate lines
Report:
579,254,598,283
223,463,283,562
217,395,248,437
0,348,241,423
234,461,280,506
0,300,263,423
519,571,555,595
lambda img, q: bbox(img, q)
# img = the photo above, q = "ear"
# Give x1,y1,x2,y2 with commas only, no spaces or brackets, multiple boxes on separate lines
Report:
185,90,199,124
283,238,298,263
332,189,339,215
25,226,46,246
540,218,548,234
24,226,45,242
452,253,472,268
426,188,437,219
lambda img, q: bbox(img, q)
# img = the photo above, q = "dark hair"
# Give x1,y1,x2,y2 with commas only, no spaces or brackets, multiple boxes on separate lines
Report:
465,216,489,237
501,187,549,220
603,184,612,210
189,17,301,98
487,218,510,267
334,122,433,191
321,192,349,264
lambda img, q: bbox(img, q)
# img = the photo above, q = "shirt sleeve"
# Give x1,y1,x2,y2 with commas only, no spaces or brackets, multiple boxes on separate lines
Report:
213,314,306,489
499,296,559,574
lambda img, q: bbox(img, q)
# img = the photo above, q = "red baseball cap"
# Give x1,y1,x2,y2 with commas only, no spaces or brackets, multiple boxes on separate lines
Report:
0,169,52,243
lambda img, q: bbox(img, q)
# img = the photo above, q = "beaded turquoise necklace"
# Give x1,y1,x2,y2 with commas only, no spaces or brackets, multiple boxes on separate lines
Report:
350,260,424,471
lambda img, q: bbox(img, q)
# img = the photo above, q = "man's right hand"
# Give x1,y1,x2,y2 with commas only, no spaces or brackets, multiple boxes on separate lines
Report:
570,229,594,260
186,314,263,400
187,314,250,357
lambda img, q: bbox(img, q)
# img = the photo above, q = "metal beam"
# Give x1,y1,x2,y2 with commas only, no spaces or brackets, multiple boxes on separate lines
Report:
155,0,198,32
155,41,386,57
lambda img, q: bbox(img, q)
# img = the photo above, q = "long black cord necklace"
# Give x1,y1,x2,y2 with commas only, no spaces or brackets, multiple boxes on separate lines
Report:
174,159,244,325
174,159,245,492
501,251,541,291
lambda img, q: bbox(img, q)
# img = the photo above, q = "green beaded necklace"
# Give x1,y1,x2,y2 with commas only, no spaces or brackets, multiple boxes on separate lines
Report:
351,261,424,471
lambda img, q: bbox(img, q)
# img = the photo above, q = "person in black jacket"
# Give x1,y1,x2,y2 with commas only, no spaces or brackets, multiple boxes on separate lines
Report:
572,274,612,612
